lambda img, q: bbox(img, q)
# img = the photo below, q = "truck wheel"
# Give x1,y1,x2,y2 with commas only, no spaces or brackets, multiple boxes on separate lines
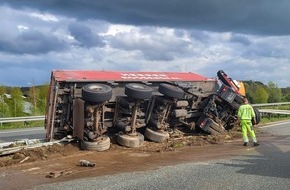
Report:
82,83,112,103
158,83,184,99
217,70,240,94
217,70,232,88
125,83,153,99
81,136,110,151
144,128,169,143
116,132,144,148
253,107,261,125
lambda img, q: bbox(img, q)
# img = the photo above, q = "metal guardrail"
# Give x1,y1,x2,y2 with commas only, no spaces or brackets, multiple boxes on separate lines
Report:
252,102,290,107
252,102,290,115
258,109,290,115
0,116,45,125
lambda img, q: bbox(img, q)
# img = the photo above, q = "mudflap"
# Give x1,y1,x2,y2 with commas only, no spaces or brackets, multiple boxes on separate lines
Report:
197,116,211,132
73,98,85,140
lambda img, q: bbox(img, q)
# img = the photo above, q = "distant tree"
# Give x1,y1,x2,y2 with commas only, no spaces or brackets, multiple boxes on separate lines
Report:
28,85,39,114
6,87,24,117
282,93,290,102
267,82,282,103
252,85,269,103
244,81,262,103
0,86,6,95
28,84,49,115
28,85,38,108
38,84,49,114
0,101,11,117
0,86,10,117
244,83,254,102
281,87,290,95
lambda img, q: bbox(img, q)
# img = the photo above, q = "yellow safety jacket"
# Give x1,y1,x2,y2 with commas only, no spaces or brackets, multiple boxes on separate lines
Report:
238,104,255,120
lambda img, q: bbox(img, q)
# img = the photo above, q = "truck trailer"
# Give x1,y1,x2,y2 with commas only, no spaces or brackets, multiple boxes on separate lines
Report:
45,70,260,151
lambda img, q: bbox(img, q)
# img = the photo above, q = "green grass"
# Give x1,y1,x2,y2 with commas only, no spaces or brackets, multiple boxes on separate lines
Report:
260,115,290,124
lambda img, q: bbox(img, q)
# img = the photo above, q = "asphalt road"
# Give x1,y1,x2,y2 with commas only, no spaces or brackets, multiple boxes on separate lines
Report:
29,121,290,190
0,127,45,143
259,120,290,135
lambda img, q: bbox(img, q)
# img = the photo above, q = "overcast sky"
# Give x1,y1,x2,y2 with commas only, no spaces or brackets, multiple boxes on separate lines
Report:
0,0,290,87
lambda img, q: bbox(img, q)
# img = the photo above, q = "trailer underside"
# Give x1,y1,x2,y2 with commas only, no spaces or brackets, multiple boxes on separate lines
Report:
45,70,254,150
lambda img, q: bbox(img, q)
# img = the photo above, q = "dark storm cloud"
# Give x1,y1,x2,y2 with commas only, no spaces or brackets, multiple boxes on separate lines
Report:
0,29,67,54
68,23,105,48
1,0,290,35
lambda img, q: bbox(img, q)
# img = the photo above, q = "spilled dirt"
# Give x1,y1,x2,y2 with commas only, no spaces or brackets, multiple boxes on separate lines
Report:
0,128,267,189
0,130,241,167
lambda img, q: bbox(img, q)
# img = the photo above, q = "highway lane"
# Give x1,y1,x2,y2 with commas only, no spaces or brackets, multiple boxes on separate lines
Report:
259,120,290,136
0,127,46,142
31,121,290,190
33,155,290,190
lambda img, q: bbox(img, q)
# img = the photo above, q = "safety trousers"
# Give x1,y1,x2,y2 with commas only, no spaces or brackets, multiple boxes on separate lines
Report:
240,119,257,143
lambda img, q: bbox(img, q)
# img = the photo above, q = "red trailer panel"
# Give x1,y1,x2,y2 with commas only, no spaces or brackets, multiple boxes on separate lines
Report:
52,70,212,82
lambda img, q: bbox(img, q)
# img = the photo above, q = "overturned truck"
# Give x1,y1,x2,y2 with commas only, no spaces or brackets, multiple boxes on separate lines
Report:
45,70,260,151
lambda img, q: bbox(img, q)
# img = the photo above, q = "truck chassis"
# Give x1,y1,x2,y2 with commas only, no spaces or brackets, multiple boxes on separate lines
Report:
45,70,259,150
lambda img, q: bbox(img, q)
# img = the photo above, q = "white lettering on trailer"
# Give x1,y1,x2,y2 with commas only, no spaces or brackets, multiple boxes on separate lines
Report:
120,73,181,80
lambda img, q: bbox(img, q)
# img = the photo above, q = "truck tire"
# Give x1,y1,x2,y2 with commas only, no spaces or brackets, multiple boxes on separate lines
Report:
81,136,110,151
125,83,153,100
158,83,184,99
116,132,144,148
82,83,112,103
217,70,232,88
217,70,241,95
253,107,261,125
144,128,169,143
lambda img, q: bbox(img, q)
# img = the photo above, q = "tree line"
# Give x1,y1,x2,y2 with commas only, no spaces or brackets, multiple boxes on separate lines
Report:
0,80,289,117
0,85,49,117
244,81,289,104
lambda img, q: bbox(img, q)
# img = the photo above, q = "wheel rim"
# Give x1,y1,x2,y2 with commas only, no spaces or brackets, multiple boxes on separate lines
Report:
88,84,105,91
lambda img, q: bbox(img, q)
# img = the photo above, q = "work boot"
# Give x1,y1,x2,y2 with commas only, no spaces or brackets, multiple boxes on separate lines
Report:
254,142,260,146
243,142,248,146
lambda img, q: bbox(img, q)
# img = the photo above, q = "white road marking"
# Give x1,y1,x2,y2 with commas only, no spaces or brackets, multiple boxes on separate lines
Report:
258,121,290,129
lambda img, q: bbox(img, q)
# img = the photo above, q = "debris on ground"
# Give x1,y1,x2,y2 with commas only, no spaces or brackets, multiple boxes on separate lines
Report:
0,128,243,168
0,137,75,157
19,156,30,163
46,170,72,178
79,160,95,167
0,143,78,167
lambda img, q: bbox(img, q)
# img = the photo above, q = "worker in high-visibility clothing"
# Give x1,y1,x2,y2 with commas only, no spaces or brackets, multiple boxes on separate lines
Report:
237,97,259,146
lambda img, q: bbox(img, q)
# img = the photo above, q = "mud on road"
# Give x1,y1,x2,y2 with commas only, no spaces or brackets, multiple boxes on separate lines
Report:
0,129,267,189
